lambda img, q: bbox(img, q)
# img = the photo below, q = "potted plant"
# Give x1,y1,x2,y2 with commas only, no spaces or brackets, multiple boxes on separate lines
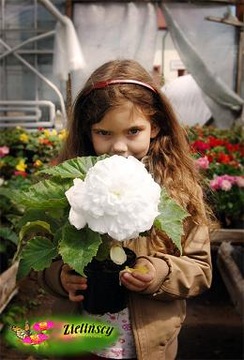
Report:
10,155,188,315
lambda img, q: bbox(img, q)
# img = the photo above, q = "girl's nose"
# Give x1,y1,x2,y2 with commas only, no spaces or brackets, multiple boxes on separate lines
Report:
110,140,128,156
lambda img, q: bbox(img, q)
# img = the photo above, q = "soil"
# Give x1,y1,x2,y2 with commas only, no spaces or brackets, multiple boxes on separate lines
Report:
0,248,243,360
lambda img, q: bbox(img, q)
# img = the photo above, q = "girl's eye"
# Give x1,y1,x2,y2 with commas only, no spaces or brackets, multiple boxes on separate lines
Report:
128,128,140,135
94,130,111,136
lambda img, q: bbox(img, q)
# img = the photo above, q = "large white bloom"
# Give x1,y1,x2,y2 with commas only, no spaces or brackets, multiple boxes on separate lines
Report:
65,155,161,241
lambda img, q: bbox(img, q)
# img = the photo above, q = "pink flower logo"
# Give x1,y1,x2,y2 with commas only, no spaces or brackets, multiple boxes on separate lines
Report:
32,321,54,332
22,333,49,345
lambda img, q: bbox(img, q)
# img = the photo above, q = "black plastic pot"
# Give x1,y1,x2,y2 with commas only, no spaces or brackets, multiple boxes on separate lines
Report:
80,248,136,315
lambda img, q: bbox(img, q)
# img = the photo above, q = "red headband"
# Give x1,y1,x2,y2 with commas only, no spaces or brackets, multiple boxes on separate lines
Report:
84,79,157,96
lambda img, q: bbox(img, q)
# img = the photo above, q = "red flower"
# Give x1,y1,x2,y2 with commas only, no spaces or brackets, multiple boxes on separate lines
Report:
217,153,232,164
191,140,210,153
208,136,225,148
225,143,240,153
14,170,28,177
39,138,53,146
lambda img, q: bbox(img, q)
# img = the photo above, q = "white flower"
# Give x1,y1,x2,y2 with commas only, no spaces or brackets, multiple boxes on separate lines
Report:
65,155,161,241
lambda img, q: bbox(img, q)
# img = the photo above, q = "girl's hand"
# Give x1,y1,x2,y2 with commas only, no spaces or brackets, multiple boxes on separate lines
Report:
60,264,88,302
119,258,156,292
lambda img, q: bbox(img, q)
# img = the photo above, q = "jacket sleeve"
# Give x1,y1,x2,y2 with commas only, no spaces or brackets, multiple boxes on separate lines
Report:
38,259,69,298
138,224,212,300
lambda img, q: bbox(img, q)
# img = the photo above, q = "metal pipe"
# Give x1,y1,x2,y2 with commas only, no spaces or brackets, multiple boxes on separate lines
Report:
38,0,67,25
0,30,55,60
0,38,67,123
0,100,56,127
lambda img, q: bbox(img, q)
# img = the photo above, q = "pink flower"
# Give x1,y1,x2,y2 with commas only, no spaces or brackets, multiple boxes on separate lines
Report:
220,175,236,184
210,175,237,191
220,179,232,191
210,177,220,190
0,146,9,158
195,156,209,170
235,176,244,188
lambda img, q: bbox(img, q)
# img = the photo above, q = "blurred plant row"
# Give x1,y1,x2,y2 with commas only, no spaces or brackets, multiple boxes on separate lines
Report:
0,125,243,272
0,127,67,272
189,125,244,229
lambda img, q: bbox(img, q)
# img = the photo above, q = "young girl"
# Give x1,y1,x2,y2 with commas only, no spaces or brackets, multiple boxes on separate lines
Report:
39,59,213,360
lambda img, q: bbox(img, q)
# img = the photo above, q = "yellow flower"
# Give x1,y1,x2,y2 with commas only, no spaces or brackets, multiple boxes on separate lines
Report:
50,129,57,136
34,159,43,167
19,133,29,143
43,129,51,137
58,129,68,140
16,159,27,172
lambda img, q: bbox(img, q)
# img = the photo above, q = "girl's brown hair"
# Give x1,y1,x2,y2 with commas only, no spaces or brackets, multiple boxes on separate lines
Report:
59,59,214,226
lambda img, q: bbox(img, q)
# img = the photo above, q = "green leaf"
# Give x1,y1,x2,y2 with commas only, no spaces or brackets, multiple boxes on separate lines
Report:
59,224,102,276
12,178,71,209
154,188,189,253
17,236,58,280
38,155,108,179
16,209,62,233
0,227,18,245
19,220,52,243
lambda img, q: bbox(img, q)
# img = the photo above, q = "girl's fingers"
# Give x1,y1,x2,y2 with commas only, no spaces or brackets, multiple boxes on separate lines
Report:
120,272,151,291
61,263,87,294
119,258,156,291
69,291,85,302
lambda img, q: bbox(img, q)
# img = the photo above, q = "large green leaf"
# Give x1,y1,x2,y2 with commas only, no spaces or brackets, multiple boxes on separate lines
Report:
39,155,108,179
154,188,189,253
17,236,58,280
59,224,102,276
12,178,71,209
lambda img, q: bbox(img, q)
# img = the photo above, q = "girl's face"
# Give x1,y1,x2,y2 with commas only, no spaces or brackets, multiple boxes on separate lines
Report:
91,101,159,159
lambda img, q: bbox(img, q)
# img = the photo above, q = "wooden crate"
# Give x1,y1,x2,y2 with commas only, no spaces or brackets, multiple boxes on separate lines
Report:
217,241,244,318
211,228,244,244
0,261,19,314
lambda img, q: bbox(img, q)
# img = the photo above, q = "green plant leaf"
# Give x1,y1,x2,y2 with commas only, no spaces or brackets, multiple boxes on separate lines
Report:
17,236,58,280
38,155,108,179
12,178,71,209
154,188,189,253
59,224,102,276
19,220,52,243
16,209,63,233
0,227,18,245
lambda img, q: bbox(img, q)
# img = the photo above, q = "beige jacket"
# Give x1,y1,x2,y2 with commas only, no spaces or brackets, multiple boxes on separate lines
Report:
39,222,212,360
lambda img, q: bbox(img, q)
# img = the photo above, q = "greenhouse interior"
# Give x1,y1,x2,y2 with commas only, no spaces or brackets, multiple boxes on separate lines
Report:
0,1,243,360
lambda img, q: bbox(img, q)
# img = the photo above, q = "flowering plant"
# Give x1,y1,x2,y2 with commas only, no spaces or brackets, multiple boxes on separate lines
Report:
12,155,188,279
0,127,66,181
189,125,244,228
